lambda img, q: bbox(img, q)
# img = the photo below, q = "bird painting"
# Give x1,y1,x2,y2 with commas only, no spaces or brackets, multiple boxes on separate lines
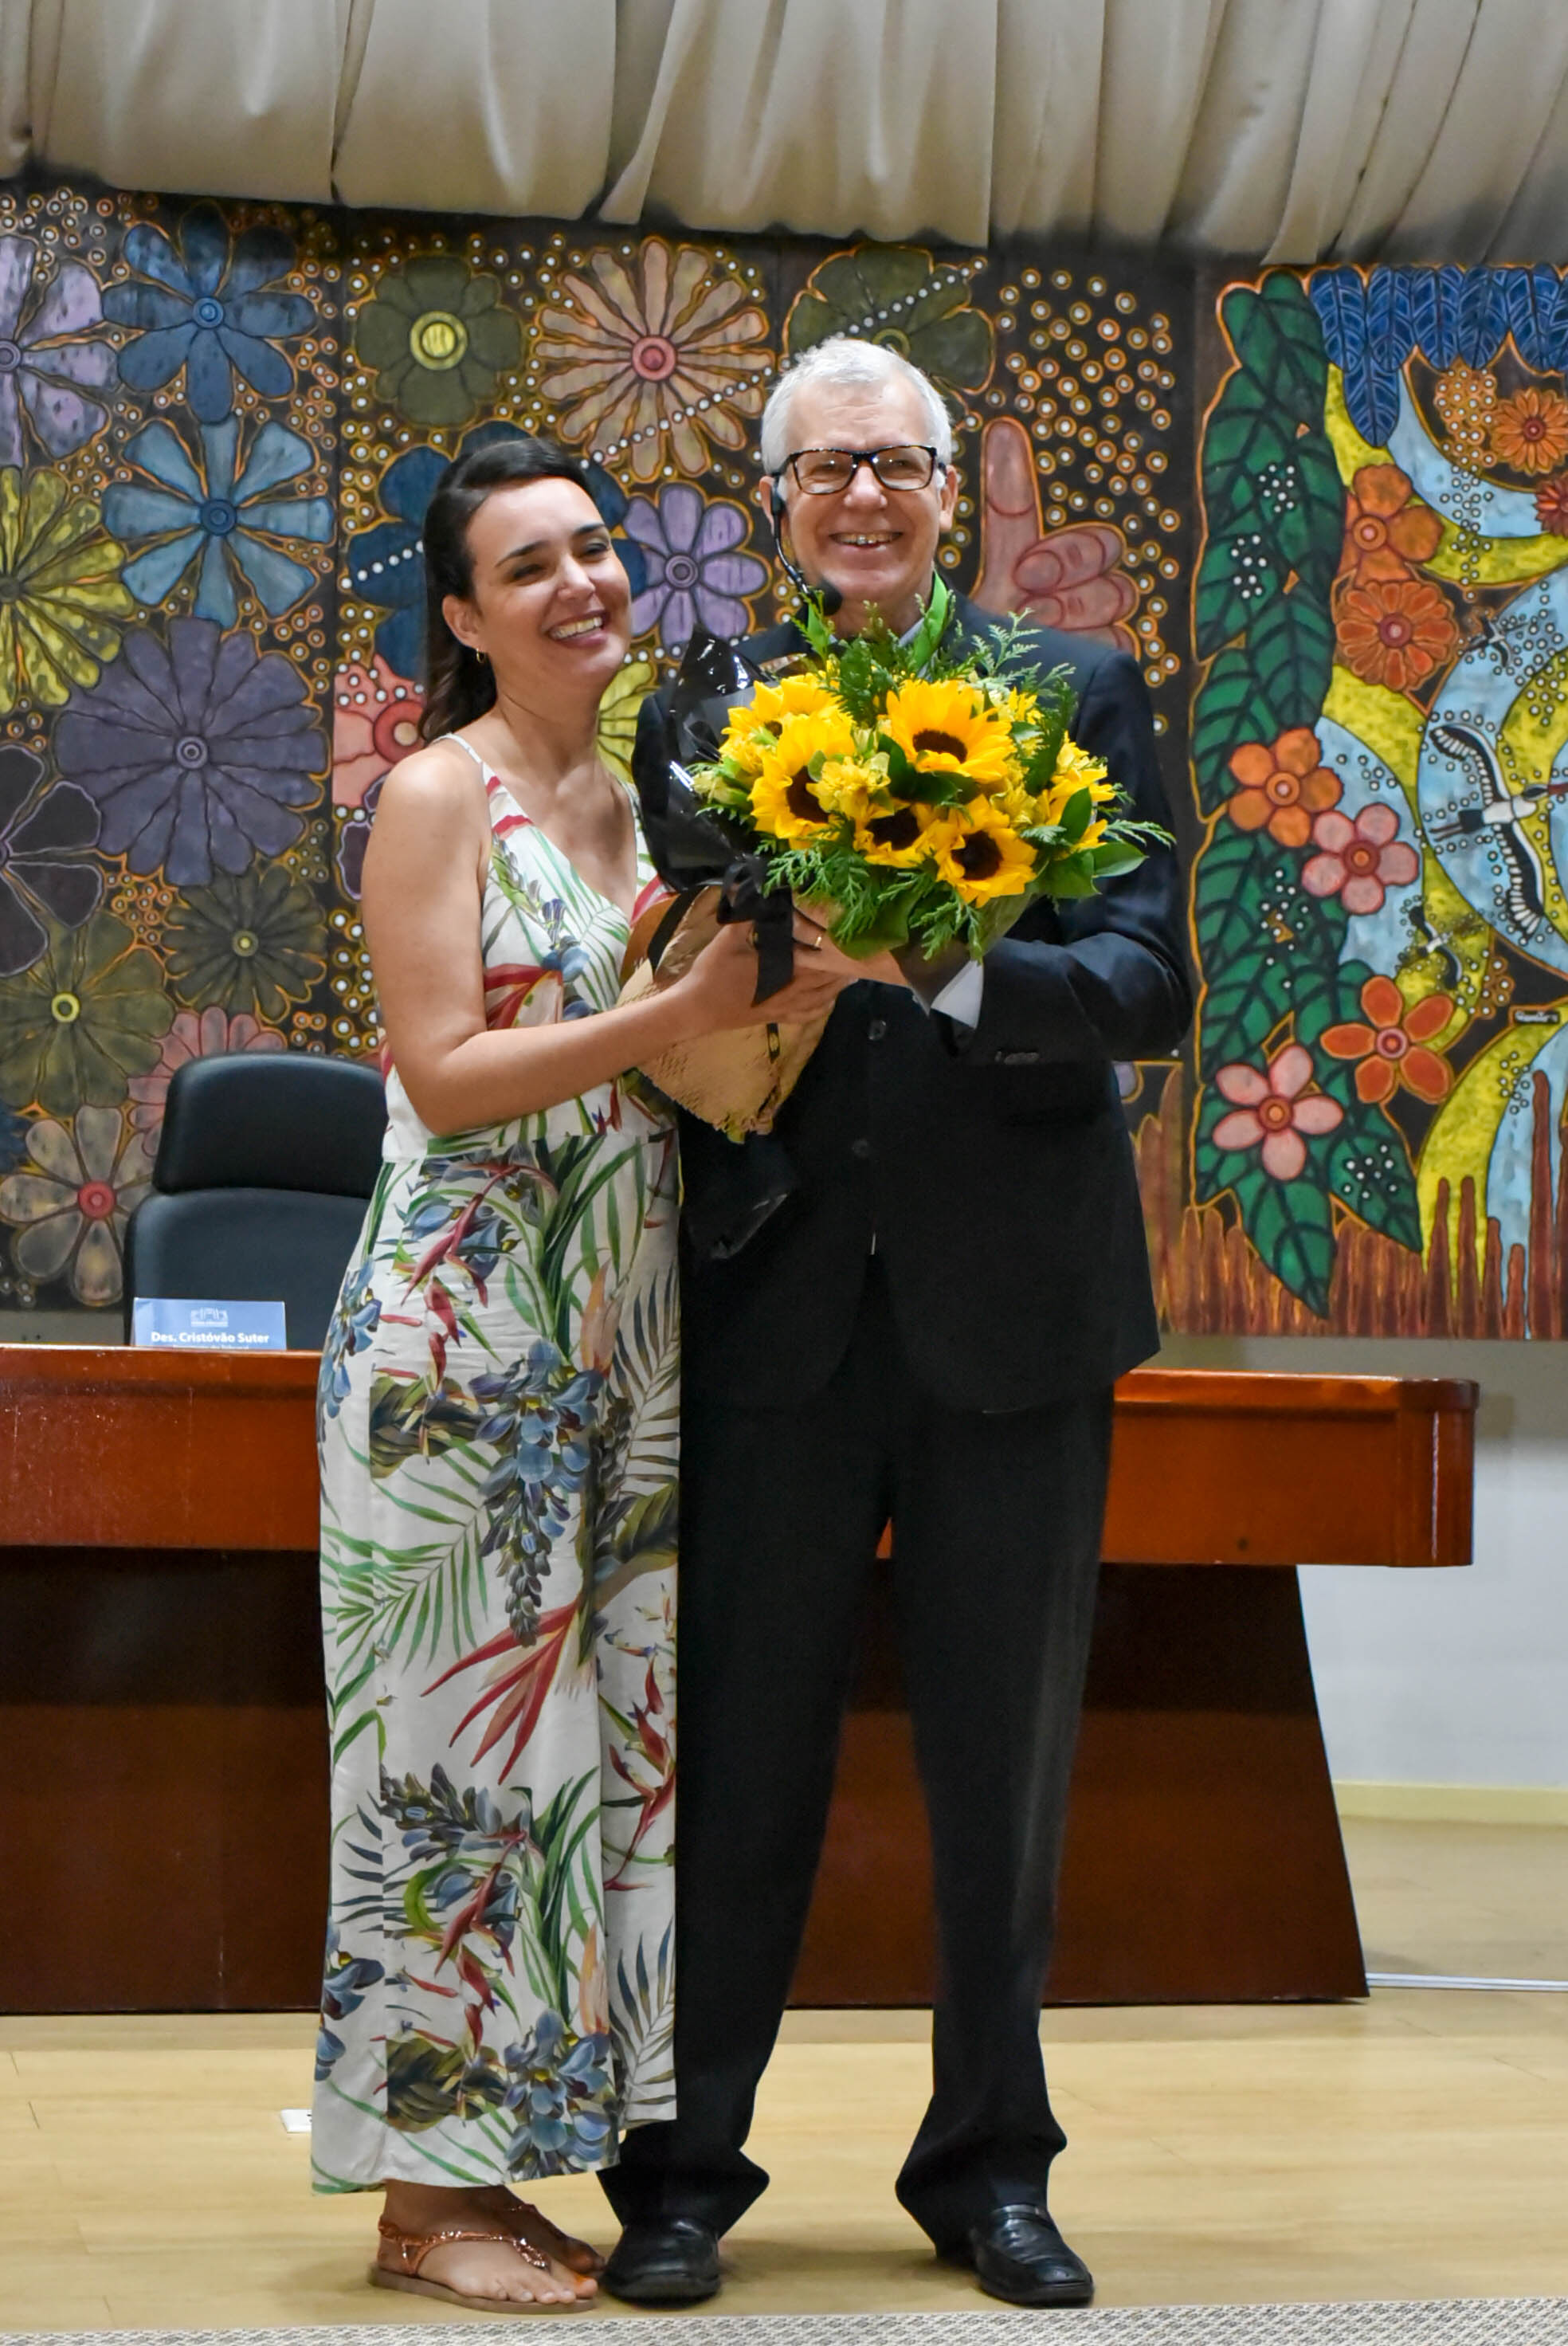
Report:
1425,721,1556,945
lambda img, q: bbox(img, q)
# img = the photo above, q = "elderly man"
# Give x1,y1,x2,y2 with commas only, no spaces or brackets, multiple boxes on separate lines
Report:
602,337,1192,2308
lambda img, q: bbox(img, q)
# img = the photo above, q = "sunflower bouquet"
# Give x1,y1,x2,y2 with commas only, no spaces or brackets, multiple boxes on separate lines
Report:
618,579,1166,1139
688,579,1158,963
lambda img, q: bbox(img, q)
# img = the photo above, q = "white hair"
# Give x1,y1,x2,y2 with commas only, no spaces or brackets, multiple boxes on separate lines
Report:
759,335,954,481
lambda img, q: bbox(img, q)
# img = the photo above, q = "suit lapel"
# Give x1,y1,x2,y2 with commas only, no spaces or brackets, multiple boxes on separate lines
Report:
741,618,809,672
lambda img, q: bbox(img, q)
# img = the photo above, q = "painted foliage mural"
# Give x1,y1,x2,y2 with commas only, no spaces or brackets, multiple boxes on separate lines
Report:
13,182,1562,1335
1182,265,1568,1336
0,176,1190,1319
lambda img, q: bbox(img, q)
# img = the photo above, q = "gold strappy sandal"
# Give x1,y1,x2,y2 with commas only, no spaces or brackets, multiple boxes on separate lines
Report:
488,2191,606,2277
370,2212,581,2312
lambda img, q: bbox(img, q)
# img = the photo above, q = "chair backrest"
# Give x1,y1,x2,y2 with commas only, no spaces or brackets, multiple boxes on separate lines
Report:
123,1189,373,1350
154,1053,386,1195
124,1053,386,1348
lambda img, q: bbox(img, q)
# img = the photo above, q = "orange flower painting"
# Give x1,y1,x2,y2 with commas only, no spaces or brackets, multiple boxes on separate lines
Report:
1335,576,1460,694
531,239,770,482
1535,474,1568,534
1488,386,1568,477
1321,975,1454,1104
1340,463,1441,587
1226,728,1341,848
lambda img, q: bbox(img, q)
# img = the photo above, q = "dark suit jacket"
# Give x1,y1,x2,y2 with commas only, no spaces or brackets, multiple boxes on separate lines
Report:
667,594,1194,1414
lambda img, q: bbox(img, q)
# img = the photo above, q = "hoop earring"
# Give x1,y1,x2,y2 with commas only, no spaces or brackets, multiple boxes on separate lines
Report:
472,646,488,665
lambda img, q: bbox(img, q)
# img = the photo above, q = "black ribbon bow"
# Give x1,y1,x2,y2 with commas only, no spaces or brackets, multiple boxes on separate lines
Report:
711,856,794,1002
630,627,795,1005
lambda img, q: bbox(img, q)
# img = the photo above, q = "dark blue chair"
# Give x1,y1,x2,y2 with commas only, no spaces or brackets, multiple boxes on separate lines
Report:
123,1053,386,1348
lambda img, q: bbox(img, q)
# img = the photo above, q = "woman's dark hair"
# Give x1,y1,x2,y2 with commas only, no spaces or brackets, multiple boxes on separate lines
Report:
418,435,597,743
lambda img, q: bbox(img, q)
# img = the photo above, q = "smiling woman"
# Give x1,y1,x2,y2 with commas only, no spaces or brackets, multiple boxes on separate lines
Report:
309,430,857,2314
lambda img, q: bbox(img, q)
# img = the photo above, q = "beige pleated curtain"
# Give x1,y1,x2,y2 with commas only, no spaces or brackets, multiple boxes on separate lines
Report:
5,0,1568,261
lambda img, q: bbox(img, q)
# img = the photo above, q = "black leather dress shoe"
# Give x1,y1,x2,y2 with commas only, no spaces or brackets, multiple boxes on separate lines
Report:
602,2216,722,2304
953,2203,1095,2306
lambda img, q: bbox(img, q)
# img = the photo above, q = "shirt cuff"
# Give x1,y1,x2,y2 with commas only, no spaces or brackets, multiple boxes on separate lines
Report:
930,959,984,1026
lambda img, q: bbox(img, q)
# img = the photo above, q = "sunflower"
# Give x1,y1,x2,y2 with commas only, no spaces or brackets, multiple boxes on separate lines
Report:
851,796,939,868
719,673,845,779
928,799,1037,903
750,758,833,841
880,677,1018,790
747,709,858,842
747,673,841,728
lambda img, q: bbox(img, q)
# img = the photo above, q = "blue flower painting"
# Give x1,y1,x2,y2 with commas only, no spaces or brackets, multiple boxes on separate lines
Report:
104,415,333,625
104,202,315,422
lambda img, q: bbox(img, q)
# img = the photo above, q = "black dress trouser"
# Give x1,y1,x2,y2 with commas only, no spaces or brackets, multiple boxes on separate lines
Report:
600,1255,1113,2250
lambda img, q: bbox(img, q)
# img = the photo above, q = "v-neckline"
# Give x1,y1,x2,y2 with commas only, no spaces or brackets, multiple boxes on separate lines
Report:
451,733,645,927
511,785,644,929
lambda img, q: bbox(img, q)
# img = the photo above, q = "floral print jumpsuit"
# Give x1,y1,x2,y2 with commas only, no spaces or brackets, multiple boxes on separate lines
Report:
312,740,678,2190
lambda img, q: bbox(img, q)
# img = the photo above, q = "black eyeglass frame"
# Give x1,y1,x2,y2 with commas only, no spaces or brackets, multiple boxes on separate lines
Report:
778,443,943,496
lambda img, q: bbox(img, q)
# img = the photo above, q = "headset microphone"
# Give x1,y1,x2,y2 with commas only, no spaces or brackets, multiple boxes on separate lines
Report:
768,477,843,618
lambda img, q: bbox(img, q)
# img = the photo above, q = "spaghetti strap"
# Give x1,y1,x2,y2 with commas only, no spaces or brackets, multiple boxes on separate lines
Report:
442,732,486,774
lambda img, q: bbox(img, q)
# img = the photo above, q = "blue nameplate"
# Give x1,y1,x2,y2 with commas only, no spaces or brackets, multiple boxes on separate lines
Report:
131,1297,288,1351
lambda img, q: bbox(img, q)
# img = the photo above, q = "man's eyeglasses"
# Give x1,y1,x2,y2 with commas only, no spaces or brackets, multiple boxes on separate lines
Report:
782,444,940,496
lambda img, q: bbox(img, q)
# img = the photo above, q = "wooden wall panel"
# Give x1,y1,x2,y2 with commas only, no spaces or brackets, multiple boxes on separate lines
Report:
0,1350,1474,2011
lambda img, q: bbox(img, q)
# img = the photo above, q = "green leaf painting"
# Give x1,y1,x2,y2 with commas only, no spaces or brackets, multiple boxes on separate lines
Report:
1181,261,1498,1330
1193,825,1347,1078
1220,274,1329,428
1181,260,1568,1334
1244,1163,1337,1318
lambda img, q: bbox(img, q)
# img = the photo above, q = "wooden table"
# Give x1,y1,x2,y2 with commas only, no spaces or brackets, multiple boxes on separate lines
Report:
0,1347,1474,2012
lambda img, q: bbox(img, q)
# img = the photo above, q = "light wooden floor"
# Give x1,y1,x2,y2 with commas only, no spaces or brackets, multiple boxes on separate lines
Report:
3,1818,1565,2328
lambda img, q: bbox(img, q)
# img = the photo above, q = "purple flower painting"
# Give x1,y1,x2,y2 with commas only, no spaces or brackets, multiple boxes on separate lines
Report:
625,486,766,650
335,769,384,902
0,236,116,468
54,618,327,888
0,743,102,977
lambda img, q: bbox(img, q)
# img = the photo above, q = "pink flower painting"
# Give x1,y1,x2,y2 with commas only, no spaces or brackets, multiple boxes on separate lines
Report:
1301,802,1419,914
1213,1042,1343,1183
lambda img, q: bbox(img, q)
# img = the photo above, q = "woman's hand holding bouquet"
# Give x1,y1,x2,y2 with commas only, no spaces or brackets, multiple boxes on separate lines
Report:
659,906,859,1035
